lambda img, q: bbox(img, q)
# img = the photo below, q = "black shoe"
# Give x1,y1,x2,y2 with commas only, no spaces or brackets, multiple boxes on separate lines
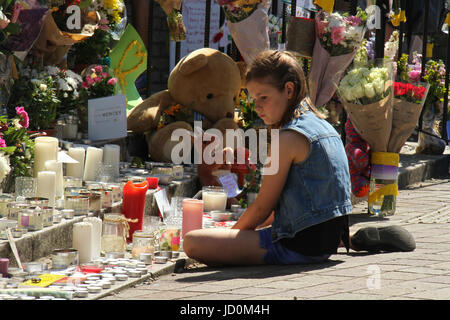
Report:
351,226,416,253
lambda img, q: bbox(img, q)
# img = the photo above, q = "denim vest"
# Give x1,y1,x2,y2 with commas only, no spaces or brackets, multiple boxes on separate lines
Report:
271,105,352,243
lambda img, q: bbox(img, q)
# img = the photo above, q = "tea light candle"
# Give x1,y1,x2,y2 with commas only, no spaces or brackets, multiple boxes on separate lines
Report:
36,171,56,207
45,160,64,198
83,217,102,260
73,222,94,264
181,199,204,238
83,147,103,182
66,147,86,179
103,144,120,179
34,137,58,178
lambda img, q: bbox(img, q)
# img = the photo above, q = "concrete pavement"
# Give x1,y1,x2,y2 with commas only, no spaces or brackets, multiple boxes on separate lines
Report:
100,154,450,300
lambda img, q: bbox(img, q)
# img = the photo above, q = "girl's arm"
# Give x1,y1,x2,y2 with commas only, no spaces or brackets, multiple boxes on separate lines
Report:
232,130,310,230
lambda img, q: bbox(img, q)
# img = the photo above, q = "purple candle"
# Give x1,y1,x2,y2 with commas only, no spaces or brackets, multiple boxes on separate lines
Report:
0,258,9,277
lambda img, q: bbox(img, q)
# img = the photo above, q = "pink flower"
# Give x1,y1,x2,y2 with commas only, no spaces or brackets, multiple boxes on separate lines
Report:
101,72,109,78
317,20,329,37
93,65,103,73
15,106,29,129
345,16,362,26
331,26,345,45
409,70,421,83
107,78,117,86
85,76,95,86
0,136,6,148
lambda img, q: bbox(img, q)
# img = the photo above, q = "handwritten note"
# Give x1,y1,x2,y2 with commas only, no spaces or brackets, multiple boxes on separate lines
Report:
218,173,242,198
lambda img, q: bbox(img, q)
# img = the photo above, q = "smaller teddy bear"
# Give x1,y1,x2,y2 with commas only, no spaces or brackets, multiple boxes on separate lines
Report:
345,118,371,198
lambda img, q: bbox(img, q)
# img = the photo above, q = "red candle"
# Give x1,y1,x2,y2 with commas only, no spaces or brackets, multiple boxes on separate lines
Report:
122,180,149,242
182,199,204,238
146,177,159,189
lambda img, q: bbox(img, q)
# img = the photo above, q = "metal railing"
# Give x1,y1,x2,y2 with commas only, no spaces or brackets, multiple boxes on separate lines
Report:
144,0,449,143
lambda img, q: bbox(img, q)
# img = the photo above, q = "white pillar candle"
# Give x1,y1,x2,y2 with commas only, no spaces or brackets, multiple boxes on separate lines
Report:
102,144,120,178
73,222,93,264
83,217,102,260
83,147,103,182
36,171,56,207
66,147,86,179
33,137,58,178
45,160,64,198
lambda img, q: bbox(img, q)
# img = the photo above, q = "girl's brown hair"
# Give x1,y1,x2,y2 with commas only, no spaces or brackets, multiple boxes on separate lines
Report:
245,50,325,129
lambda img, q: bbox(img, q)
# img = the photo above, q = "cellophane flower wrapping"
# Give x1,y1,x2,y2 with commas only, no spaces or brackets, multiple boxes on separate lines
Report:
337,58,394,152
220,0,270,64
308,9,366,108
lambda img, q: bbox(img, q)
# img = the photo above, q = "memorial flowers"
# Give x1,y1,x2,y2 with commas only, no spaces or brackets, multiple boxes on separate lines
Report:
308,8,367,107
45,66,83,114
79,65,117,100
157,104,193,130
216,0,262,23
0,106,34,181
88,0,125,31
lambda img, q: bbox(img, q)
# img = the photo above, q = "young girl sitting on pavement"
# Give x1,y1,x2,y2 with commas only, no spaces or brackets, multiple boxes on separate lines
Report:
182,50,415,266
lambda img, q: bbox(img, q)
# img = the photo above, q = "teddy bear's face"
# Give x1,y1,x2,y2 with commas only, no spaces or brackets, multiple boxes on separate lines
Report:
168,48,241,124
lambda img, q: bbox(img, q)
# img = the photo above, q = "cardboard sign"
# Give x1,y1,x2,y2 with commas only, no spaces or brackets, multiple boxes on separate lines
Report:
218,173,242,198
88,94,127,141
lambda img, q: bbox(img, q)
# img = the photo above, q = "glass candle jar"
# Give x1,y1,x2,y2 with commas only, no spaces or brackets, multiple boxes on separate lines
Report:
159,227,181,251
19,209,43,231
101,214,127,253
15,177,37,200
25,197,49,207
63,176,83,189
65,196,89,216
171,165,184,180
79,190,102,214
91,188,112,209
8,202,30,221
131,230,155,259
64,187,87,197
0,194,14,218
39,206,54,227
202,186,227,212
106,183,122,203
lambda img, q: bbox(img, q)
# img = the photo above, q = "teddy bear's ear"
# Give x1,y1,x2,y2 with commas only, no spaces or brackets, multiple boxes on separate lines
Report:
235,61,247,88
179,53,208,76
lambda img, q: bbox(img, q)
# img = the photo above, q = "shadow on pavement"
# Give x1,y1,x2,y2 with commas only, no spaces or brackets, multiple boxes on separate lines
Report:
173,259,344,283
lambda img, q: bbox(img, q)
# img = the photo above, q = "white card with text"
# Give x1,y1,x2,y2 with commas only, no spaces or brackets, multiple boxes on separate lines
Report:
88,94,127,141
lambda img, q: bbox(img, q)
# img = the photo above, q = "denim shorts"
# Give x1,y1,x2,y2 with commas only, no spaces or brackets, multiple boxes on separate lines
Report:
259,227,331,265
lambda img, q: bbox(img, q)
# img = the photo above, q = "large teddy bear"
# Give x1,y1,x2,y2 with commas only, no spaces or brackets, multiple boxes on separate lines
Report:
127,48,245,185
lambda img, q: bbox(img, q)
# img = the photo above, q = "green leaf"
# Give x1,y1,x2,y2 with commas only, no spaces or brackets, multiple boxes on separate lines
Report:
0,146,16,154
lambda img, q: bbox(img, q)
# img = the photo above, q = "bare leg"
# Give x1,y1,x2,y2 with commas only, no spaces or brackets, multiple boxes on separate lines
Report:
183,228,267,267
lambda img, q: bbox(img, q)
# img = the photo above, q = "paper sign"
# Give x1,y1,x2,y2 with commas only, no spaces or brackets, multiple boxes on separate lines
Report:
218,173,243,198
88,94,127,141
154,188,171,219
109,24,147,111
21,274,67,288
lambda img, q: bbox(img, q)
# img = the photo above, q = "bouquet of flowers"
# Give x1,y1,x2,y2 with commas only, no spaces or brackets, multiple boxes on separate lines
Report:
44,65,83,114
77,64,118,132
0,1,22,52
8,65,60,130
157,103,193,130
217,0,270,64
88,0,125,31
154,0,185,41
235,89,258,130
0,106,35,190
337,59,393,152
308,8,367,108
216,0,261,23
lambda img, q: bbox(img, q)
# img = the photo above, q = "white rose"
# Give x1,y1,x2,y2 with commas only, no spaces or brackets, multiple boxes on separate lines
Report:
354,84,365,99
39,83,47,91
364,82,376,98
373,79,385,95
57,78,71,91
0,153,10,183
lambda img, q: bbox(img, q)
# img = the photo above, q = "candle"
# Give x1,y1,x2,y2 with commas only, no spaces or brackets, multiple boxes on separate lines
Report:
202,187,227,212
45,160,64,198
33,137,58,177
103,144,120,179
83,217,102,260
182,199,203,238
73,222,93,264
83,147,103,182
122,180,149,242
0,258,9,278
36,171,56,207
66,147,86,179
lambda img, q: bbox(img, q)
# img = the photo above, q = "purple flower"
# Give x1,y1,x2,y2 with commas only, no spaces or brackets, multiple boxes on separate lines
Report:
15,106,29,129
